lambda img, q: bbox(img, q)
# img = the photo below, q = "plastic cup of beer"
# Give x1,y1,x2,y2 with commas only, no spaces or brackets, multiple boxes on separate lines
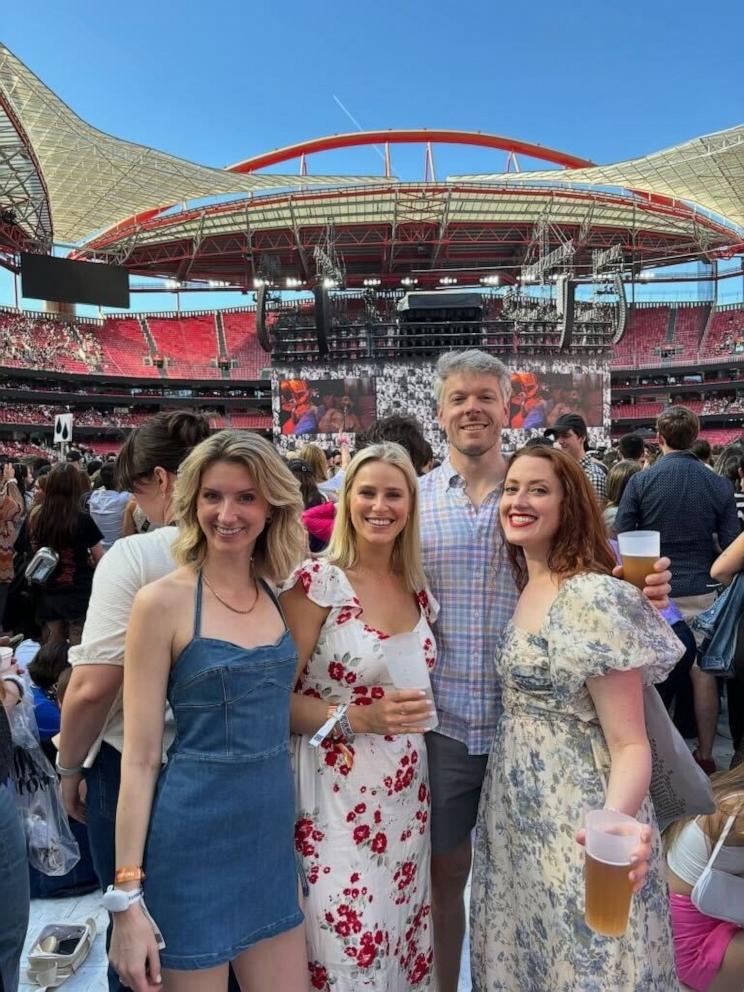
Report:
584,808,642,937
0,646,13,673
616,530,660,591
381,631,438,731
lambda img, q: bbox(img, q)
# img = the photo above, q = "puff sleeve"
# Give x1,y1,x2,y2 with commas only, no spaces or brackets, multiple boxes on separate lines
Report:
547,572,684,703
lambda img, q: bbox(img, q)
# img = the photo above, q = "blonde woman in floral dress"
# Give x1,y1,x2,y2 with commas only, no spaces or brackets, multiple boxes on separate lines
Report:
281,443,438,991
470,446,683,991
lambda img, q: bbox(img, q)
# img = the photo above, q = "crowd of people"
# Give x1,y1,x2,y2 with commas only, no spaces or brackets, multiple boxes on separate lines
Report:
0,311,104,373
0,350,742,992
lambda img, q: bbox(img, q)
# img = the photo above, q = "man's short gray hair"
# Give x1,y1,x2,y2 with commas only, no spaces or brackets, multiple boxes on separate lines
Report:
433,350,512,405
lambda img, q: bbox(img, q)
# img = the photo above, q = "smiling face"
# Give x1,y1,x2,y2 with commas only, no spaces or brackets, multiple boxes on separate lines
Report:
347,460,411,551
196,459,271,555
500,455,563,555
437,372,508,458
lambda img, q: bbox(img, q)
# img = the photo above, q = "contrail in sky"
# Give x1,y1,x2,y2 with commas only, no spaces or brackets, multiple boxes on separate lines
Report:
332,94,387,163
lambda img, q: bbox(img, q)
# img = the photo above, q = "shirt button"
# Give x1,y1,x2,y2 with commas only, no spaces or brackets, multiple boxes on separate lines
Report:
474,611,480,619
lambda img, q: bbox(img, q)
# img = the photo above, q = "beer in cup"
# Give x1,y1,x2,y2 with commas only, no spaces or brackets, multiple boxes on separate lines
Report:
381,631,438,731
584,808,642,937
616,530,660,591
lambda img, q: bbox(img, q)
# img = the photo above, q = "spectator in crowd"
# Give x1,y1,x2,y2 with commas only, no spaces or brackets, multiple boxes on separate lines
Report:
0,670,29,992
615,405,740,774
13,462,34,513
27,641,71,760
282,443,438,990
58,411,211,992
470,445,680,990
715,445,744,527
618,432,645,464
0,462,25,628
603,458,642,535
666,767,744,989
110,431,307,991
298,442,329,484
691,438,714,467
544,413,607,502
287,458,328,553
89,463,131,551
27,463,104,645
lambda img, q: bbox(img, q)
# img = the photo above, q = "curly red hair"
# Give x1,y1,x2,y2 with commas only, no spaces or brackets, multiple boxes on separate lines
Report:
503,446,616,591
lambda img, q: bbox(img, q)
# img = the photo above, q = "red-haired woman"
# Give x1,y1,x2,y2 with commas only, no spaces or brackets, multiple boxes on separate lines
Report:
470,446,683,991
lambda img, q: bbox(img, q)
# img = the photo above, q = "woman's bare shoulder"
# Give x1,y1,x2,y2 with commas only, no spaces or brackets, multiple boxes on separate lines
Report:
134,565,196,611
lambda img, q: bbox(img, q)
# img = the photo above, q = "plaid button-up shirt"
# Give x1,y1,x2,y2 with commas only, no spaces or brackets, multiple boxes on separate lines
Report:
419,457,518,754
580,453,607,501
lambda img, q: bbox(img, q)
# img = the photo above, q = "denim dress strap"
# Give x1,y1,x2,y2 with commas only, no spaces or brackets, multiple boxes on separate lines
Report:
260,579,288,631
193,572,204,638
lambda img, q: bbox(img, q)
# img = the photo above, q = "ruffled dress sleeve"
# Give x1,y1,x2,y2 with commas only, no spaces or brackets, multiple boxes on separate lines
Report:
547,572,684,703
283,558,362,624
416,586,440,627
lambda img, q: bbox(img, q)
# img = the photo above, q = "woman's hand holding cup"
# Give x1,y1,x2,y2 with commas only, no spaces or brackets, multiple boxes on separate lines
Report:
356,689,435,736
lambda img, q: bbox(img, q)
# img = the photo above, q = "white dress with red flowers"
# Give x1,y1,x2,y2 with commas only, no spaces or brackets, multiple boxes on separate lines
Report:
288,559,438,992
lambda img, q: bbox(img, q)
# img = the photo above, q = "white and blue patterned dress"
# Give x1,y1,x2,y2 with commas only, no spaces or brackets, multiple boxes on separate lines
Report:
470,572,683,991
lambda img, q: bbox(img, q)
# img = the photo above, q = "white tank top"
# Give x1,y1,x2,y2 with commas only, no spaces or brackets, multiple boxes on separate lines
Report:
666,818,744,886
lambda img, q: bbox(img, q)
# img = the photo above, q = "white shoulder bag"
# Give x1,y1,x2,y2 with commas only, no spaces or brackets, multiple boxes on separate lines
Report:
690,814,744,927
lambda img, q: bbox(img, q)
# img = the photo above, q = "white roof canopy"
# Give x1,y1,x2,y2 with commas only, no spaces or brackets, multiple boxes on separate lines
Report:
0,43,384,246
450,124,744,233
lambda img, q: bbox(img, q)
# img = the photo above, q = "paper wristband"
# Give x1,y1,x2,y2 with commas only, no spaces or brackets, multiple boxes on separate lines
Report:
309,703,349,748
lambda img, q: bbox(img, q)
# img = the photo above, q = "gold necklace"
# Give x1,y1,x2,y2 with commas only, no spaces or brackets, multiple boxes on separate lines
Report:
202,572,260,616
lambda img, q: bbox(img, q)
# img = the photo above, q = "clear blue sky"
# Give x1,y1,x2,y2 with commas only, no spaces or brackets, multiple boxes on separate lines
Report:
3,0,744,310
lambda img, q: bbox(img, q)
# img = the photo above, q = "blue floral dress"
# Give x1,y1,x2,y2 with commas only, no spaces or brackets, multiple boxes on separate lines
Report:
470,572,683,992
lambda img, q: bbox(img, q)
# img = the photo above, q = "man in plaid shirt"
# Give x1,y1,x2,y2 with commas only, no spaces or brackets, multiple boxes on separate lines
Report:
419,351,668,992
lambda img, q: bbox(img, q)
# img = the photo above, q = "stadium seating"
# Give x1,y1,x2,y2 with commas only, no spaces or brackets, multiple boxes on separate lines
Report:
93,317,157,377
671,304,710,362
702,304,744,358
229,412,272,429
611,402,663,420
611,306,670,367
146,314,222,378
221,311,268,378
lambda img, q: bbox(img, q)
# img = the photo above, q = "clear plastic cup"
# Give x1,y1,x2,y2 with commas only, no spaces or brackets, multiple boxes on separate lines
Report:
0,646,13,672
584,809,643,937
616,530,660,591
380,631,438,731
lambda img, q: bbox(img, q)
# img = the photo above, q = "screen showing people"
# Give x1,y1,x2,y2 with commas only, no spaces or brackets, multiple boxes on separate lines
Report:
279,377,376,436
509,370,603,429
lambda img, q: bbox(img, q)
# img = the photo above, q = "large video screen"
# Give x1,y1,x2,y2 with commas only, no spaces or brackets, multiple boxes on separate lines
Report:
509,370,604,429
278,377,377,436
20,253,130,308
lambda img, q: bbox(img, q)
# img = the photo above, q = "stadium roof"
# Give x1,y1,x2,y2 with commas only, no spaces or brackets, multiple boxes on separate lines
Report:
452,124,744,232
0,43,382,248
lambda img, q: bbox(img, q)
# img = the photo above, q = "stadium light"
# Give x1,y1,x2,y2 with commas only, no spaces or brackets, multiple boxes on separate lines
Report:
323,278,337,289
401,277,418,287
439,276,458,285
363,278,381,287
480,275,500,286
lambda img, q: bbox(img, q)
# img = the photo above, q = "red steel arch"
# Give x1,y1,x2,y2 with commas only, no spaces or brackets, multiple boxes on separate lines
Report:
83,130,595,250
228,129,595,173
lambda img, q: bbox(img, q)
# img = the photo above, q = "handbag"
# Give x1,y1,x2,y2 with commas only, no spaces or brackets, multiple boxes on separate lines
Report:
26,919,97,988
24,546,60,587
644,685,715,831
691,573,744,678
9,689,81,876
691,813,744,927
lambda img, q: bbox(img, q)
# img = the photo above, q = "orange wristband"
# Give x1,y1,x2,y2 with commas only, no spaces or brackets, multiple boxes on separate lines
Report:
114,866,146,884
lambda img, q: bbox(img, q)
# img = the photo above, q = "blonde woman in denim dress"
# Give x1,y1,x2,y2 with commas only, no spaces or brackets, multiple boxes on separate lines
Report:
109,432,309,992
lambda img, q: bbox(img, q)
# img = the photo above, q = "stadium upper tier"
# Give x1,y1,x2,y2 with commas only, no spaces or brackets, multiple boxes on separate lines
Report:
1,302,744,380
